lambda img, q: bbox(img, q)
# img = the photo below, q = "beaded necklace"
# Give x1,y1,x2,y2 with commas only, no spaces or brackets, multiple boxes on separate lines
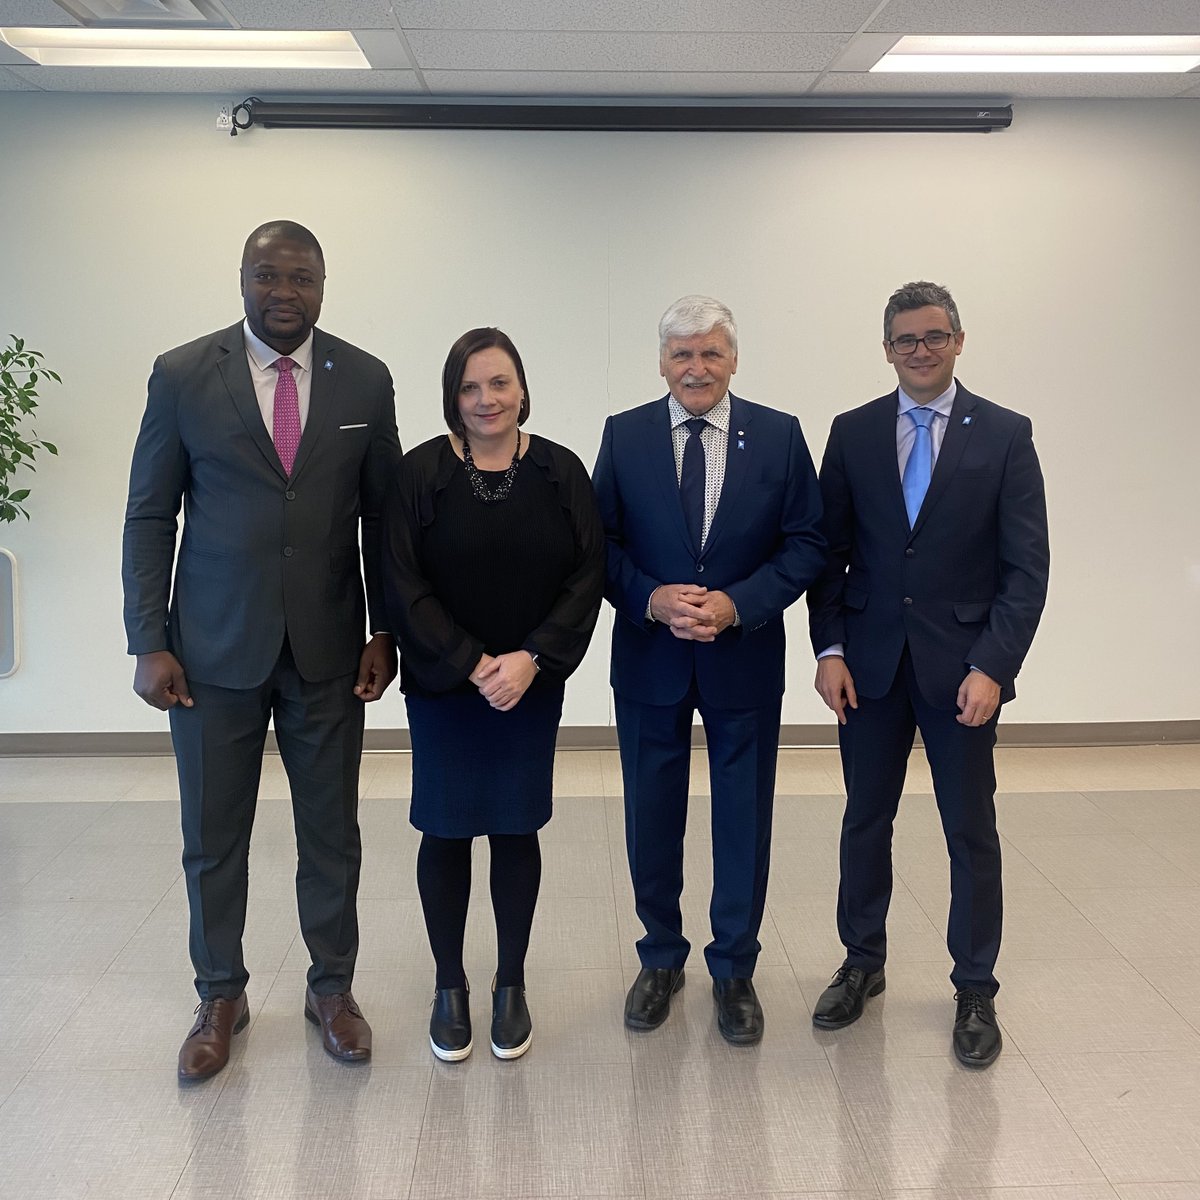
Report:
461,428,521,504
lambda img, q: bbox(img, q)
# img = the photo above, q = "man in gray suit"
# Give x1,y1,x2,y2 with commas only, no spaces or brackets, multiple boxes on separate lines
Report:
122,221,401,1081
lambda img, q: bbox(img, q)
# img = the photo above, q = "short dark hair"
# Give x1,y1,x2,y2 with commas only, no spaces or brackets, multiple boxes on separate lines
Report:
242,220,325,267
883,280,961,341
441,327,531,437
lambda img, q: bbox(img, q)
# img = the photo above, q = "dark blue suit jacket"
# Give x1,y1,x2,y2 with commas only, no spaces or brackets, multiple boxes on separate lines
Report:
807,382,1049,709
593,393,826,709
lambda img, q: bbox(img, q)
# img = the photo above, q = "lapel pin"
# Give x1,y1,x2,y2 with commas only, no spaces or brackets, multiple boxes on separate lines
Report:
962,415,973,425
324,359,334,371
737,439,745,450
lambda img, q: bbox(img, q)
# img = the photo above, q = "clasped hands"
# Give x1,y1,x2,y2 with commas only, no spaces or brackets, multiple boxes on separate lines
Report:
470,650,538,712
650,584,735,642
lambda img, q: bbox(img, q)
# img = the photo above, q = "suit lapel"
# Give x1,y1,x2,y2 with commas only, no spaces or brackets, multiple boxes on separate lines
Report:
870,392,910,531
291,330,335,480
217,322,286,480
911,382,978,538
701,393,751,555
647,397,694,552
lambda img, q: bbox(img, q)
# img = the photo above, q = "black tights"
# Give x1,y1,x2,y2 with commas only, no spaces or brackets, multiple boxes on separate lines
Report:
416,832,542,990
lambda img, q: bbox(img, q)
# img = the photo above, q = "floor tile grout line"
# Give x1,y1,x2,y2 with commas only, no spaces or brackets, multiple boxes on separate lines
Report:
1017,1051,1123,1193
813,1047,887,1200
601,772,656,1200
163,1040,239,1200
16,797,120,890
402,1060,437,1200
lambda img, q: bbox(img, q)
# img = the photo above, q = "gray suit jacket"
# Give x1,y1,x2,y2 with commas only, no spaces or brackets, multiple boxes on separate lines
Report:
122,321,401,688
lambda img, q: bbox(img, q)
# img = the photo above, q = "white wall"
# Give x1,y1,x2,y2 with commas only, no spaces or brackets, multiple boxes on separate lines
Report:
0,93,1197,734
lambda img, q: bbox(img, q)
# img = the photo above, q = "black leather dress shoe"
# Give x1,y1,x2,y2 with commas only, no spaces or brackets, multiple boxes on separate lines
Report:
811,963,885,1030
953,989,1002,1068
429,985,472,1062
491,983,532,1060
712,977,764,1045
624,967,685,1030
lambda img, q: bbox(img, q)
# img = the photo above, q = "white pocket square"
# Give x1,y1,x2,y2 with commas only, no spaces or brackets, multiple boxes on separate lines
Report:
339,423,368,430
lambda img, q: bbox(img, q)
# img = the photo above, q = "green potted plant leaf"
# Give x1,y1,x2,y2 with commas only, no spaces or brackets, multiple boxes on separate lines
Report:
1,334,60,677
1,334,60,522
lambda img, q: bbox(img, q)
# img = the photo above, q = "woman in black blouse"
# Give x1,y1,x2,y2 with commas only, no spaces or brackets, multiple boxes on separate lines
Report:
382,327,604,1062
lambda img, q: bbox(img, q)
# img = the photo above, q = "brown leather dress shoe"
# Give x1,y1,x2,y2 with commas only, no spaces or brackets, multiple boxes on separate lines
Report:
177,993,249,1083
304,987,372,1062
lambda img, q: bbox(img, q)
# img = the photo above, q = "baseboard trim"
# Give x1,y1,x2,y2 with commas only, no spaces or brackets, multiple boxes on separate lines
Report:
1,720,1196,757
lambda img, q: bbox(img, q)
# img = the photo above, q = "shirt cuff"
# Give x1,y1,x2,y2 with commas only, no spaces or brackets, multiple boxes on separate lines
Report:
818,644,845,659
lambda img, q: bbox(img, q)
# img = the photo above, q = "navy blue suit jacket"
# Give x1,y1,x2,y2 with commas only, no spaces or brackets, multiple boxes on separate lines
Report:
593,393,826,709
807,382,1049,709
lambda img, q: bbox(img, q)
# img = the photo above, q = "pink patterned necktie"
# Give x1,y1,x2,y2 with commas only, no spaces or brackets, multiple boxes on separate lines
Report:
271,356,301,475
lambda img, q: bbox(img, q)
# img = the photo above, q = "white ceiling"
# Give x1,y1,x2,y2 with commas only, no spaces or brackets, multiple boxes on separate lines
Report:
2,0,1199,100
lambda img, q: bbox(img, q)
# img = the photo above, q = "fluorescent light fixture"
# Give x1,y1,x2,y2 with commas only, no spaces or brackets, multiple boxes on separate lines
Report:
873,35,1200,73
0,26,369,68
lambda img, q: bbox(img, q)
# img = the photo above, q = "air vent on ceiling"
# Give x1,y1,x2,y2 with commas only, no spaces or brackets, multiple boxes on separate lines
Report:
53,0,235,27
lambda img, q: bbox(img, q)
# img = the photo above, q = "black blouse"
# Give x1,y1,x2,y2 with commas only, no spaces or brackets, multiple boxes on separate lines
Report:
382,434,605,695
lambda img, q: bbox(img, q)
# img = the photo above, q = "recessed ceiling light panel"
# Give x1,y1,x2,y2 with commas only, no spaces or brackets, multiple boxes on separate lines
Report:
873,35,1200,73
0,26,370,68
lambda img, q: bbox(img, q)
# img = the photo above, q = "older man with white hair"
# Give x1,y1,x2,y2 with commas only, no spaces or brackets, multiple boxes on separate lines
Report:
593,295,826,1044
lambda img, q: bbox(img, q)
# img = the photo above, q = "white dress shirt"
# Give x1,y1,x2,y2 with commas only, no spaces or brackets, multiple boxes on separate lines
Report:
668,391,731,550
243,319,314,436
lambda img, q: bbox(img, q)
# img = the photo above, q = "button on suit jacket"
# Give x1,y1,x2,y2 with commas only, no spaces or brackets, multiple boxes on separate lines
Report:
593,392,826,710
807,382,1049,709
122,321,401,689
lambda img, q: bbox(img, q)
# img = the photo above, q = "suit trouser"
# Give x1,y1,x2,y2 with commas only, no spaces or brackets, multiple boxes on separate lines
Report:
169,639,365,1001
836,645,1002,996
615,681,781,979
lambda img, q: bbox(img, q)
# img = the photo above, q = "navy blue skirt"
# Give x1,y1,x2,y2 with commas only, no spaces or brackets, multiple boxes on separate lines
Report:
406,680,565,838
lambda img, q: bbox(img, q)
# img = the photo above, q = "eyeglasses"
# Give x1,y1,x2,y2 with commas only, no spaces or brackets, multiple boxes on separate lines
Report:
888,331,955,354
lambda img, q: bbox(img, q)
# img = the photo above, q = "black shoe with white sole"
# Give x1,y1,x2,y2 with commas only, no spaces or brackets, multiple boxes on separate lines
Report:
429,985,472,1062
491,984,532,1060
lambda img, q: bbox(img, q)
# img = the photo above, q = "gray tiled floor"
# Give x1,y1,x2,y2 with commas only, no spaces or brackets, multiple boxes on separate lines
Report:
0,746,1198,1199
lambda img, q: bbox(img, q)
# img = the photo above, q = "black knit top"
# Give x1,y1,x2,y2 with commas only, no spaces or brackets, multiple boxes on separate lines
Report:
381,434,605,695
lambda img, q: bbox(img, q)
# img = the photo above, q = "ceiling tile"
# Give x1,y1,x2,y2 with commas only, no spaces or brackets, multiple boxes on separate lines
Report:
219,1,394,29
392,0,881,34
0,64,39,89
870,0,1200,35
814,70,1200,99
0,64,422,92
353,28,412,70
0,0,76,23
404,29,848,72
423,69,823,97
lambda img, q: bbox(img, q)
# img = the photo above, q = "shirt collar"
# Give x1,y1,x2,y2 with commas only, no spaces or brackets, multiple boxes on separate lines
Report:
243,318,314,374
897,380,956,419
668,391,731,432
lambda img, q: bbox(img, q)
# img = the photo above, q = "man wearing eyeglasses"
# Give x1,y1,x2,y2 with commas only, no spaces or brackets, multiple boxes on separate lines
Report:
806,281,1049,1067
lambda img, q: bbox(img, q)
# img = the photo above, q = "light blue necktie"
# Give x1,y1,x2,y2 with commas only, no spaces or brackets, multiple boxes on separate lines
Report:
902,407,935,527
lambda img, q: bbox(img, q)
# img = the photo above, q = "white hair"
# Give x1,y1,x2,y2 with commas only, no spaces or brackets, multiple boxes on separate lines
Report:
658,295,738,355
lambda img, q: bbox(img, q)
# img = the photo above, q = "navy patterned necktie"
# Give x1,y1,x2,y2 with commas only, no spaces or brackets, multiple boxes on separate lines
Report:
680,417,708,551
